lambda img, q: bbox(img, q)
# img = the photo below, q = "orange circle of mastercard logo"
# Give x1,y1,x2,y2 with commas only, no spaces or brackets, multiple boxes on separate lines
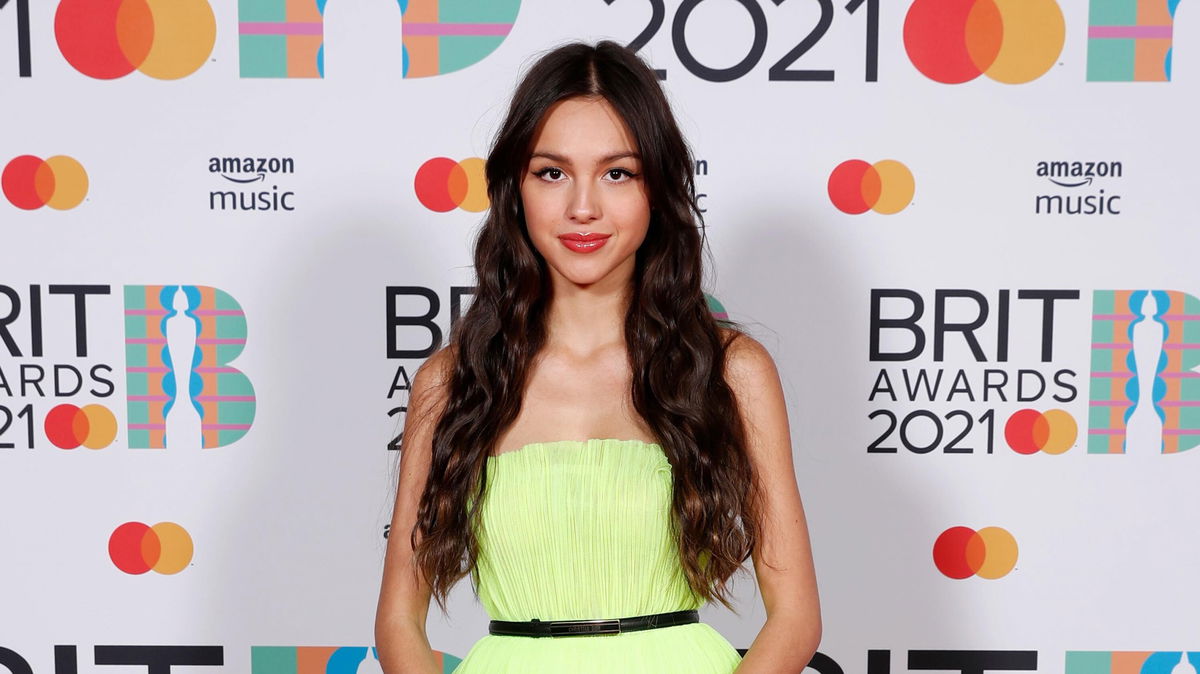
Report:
54,0,216,80
415,157,488,213
933,526,1018,579
1005,408,1077,455
109,521,194,575
2,155,89,210
44,403,118,450
828,159,914,215
903,0,1065,84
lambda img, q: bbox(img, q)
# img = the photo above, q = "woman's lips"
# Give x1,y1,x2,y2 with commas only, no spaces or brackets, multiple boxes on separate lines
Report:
558,232,611,253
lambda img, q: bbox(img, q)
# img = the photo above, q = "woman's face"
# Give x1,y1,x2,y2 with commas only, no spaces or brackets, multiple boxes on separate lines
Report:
520,96,651,293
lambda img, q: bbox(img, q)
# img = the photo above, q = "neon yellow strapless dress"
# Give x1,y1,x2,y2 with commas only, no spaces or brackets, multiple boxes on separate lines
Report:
453,438,743,673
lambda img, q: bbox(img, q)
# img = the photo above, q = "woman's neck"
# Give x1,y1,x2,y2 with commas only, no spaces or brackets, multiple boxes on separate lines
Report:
544,277,632,358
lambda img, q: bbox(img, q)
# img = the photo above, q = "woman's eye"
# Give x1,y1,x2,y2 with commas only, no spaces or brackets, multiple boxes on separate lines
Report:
536,168,563,181
606,169,633,181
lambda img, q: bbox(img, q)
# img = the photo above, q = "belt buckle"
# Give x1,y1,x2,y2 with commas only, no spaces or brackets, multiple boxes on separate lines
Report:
548,618,621,637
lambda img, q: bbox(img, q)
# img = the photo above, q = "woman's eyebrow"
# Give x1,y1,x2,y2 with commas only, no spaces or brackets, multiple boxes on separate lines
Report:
529,151,642,164
601,151,641,163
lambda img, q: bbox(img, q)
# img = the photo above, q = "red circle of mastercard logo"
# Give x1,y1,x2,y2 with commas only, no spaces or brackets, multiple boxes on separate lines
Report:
2,155,89,210
45,403,118,450
903,0,1065,84
54,0,216,80
1005,408,1077,454
415,157,488,213
109,522,194,574
827,159,914,215
933,526,1018,579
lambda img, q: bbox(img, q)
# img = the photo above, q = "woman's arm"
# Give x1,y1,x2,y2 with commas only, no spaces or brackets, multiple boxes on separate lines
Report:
375,348,454,674
724,333,822,673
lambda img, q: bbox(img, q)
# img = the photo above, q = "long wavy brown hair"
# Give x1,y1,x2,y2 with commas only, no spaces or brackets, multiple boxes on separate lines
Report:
405,40,763,616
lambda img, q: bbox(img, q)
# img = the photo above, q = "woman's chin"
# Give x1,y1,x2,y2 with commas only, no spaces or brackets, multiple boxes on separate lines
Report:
551,265,612,288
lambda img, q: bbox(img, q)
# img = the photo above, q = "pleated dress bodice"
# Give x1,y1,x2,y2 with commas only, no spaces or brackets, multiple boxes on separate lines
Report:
454,438,742,673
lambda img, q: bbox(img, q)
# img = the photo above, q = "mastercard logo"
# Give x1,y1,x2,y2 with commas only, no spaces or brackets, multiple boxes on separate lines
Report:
1005,408,1077,455
903,0,1065,84
2,155,89,210
45,403,118,449
827,159,914,215
109,521,194,575
933,526,1018,580
415,157,488,213
55,0,216,80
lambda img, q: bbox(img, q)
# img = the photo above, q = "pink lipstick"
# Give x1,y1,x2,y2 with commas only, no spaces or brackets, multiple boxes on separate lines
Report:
558,232,611,253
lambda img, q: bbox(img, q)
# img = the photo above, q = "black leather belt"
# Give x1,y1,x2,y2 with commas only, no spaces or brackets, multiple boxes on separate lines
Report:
489,609,699,637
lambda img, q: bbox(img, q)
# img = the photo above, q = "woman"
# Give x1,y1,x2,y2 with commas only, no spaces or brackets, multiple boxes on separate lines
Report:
375,40,820,673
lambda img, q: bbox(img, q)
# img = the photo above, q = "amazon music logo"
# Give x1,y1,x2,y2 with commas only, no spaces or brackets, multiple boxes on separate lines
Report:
208,155,297,212
1034,160,1124,217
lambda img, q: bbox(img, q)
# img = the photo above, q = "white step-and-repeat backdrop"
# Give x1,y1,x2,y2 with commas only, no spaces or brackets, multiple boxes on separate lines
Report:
2,0,1197,672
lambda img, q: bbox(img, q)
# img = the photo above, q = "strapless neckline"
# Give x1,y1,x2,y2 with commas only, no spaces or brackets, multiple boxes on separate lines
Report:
488,437,662,461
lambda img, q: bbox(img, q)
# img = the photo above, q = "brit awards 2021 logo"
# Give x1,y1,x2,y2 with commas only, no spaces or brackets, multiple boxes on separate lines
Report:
251,646,467,674
866,287,1198,456
0,284,256,450
237,0,522,78
1067,651,1198,674
1087,0,1183,81
1088,290,1199,454
593,0,1183,85
2,0,520,79
124,286,255,449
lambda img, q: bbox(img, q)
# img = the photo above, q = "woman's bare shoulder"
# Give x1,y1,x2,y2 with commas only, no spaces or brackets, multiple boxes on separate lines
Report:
716,325,777,386
409,344,458,414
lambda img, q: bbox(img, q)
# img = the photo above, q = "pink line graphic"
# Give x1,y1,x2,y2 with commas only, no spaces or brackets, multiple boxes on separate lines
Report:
1089,428,1200,435
1092,314,1200,320
1091,371,1200,378
1092,343,1195,349
1089,400,1200,406
1088,25,1172,40
403,22,512,36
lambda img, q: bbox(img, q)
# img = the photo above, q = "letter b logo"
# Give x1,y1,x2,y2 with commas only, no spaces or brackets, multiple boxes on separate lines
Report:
124,285,256,448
